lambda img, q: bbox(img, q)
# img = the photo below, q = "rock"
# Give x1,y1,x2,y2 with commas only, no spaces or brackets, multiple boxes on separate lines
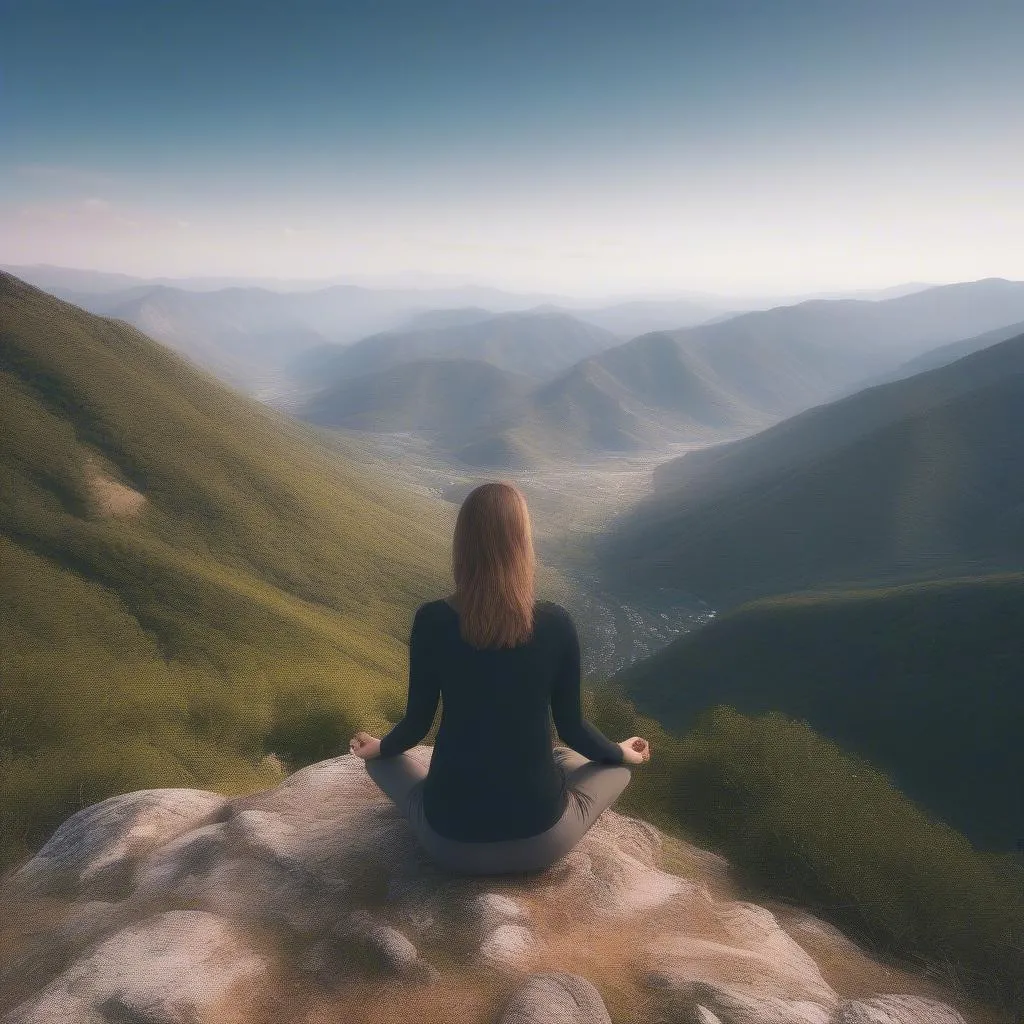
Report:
835,995,967,1023
643,901,838,1007
496,970,613,1024
0,747,970,1024
54,898,133,949
3,909,268,1024
479,922,536,967
11,789,227,898
472,890,530,931
695,1009,725,1024
689,982,833,1024
533,812,694,918
331,907,440,984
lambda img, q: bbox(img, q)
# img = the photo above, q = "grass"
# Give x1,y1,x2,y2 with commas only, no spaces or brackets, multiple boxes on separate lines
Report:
0,271,452,868
582,686,1024,1020
611,573,1024,852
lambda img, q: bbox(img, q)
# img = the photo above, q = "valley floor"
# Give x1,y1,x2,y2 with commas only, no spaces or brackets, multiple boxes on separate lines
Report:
314,428,722,679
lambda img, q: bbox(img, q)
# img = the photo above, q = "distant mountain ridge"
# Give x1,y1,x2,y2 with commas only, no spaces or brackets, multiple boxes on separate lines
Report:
300,278,1024,469
291,309,624,384
302,357,538,442
597,328,1024,607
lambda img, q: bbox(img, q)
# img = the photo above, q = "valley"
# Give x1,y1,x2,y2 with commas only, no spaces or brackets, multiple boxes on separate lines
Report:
314,426,723,680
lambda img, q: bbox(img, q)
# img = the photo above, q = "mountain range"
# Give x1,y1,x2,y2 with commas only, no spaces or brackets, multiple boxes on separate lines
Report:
300,278,1024,469
597,327,1024,607
290,309,624,385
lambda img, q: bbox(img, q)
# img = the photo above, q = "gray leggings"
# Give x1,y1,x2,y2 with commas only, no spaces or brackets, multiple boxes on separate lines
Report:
365,746,632,875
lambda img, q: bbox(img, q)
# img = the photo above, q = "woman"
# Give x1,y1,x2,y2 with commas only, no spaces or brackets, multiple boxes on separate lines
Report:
349,481,651,876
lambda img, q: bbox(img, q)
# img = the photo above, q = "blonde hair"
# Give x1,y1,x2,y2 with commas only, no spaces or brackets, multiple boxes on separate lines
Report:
450,481,536,649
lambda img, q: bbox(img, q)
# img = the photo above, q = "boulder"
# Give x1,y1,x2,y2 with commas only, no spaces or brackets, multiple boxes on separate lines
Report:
688,982,833,1024
495,971,613,1024
11,789,227,898
835,995,967,1023
0,748,973,1024
479,923,537,967
3,910,268,1024
332,907,440,983
643,902,839,1006
473,890,530,931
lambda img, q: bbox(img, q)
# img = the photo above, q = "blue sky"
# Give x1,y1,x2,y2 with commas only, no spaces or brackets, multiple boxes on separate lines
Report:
2,0,1022,295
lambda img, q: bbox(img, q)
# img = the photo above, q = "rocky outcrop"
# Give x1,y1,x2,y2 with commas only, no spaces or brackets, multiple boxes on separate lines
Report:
834,996,967,1024
0,747,976,1024
5,910,269,1024
495,971,613,1023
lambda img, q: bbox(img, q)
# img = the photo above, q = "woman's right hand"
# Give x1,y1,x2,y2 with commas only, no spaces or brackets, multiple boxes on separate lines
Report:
618,736,651,764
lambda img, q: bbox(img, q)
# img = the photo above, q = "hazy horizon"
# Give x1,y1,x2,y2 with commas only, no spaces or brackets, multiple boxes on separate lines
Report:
3,0,1022,297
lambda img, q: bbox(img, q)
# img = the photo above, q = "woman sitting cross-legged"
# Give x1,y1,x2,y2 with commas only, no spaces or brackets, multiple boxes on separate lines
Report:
350,480,651,876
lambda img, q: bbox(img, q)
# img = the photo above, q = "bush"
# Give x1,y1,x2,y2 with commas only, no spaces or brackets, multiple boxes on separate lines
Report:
586,684,1024,1019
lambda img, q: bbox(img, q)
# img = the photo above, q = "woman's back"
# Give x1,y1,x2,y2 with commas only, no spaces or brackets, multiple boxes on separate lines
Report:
378,597,624,842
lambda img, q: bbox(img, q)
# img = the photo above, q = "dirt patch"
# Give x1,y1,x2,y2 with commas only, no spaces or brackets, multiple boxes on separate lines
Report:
84,459,147,518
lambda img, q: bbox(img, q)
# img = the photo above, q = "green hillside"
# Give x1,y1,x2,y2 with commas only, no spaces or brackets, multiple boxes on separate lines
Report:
609,573,1024,852
584,690,1024,1017
0,271,453,868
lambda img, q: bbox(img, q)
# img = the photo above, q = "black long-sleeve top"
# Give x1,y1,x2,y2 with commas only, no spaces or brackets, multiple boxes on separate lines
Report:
377,598,624,842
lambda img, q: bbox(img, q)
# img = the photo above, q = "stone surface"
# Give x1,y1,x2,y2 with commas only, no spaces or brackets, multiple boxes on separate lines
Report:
835,995,968,1023
333,907,439,982
0,747,976,1024
4,909,268,1024
11,789,227,898
690,982,833,1024
695,1009,726,1024
473,890,530,931
496,971,613,1024
479,923,537,967
643,900,839,1006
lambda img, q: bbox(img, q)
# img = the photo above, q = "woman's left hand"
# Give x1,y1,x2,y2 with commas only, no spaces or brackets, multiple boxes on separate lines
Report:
349,731,381,760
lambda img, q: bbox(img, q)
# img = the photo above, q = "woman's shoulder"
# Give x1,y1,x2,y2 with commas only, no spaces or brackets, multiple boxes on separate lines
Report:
417,597,571,630
535,600,575,631
419,598,456,618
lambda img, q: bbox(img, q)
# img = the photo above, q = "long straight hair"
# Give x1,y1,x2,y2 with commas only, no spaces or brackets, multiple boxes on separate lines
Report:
450,481,536,649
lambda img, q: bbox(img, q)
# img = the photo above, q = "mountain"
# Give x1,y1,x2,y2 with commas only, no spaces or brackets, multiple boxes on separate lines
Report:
456,358,679,468
855,319,1024,390
445,283,1003,468
597,329,1024,606
569,297,724,336
290,309,624,385
608,573,1024,852
302,358,538,442
21,280,617,396
296,278,1024,470
395,306,496,331
39,283,426,393
0,263,572,304
0,270,451,866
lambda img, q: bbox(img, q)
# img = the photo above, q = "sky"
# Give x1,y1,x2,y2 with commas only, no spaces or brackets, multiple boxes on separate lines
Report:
2,0,1023,298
